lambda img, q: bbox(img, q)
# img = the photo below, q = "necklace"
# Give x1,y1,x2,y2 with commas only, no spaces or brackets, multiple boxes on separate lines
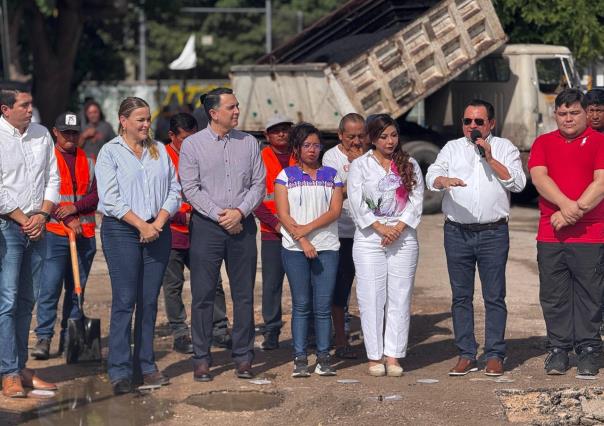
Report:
372,151,391,172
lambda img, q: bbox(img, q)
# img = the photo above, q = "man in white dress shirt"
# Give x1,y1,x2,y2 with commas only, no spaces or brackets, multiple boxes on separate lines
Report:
426,99,526,377
0,88,60,397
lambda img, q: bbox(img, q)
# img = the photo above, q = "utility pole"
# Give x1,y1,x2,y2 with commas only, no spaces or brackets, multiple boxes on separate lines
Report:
0,0,10,80
296,11,304,33
265,0,272,54
138,0,146,82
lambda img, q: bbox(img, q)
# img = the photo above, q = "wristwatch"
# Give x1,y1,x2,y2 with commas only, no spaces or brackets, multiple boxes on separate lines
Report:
38,211,50,222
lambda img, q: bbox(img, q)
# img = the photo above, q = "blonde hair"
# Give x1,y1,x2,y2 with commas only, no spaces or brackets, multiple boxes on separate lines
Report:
118,97,159,160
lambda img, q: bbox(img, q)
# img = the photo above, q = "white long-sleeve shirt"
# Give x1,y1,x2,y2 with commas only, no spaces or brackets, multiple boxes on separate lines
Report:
425,135,526,224
0,116,60,215
348,151,424,230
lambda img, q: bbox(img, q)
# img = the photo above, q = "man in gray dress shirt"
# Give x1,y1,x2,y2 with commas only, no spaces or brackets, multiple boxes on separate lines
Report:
179,88,266,381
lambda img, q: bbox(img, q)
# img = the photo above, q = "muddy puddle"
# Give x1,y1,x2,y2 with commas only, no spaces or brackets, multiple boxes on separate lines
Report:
185,390,284,412
17,376,174,426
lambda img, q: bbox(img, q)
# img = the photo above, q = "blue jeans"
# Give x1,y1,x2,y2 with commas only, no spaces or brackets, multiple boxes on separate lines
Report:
34,232,96,340
101,216,171,383
444,221,509,360
0,218,46,375
282,249,338,358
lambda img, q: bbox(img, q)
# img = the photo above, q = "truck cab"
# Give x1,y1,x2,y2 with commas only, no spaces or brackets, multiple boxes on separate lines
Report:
425,44,581,163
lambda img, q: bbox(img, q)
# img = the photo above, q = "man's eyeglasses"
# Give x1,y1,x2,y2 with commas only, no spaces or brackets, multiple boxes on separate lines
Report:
462,118,486,126
301,143,323,150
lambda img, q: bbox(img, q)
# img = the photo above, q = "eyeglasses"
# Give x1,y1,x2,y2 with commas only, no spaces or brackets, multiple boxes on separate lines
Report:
301,143,323,150
462,118,486,126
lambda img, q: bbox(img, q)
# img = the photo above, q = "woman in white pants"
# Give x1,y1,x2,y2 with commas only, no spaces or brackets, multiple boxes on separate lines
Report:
348,114,423,377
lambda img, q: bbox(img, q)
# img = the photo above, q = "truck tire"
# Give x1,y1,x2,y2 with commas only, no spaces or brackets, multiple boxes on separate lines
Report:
403,141,443,214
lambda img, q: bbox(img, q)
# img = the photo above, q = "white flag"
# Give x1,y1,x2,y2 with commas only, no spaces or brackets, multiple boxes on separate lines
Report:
169,34,197,70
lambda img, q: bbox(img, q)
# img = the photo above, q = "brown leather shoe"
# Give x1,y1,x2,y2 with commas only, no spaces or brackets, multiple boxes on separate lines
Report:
235,362,253,379
448,357,478,376
2,374,26,398
20,368,57,390
485,358,504,376
193,362,212,382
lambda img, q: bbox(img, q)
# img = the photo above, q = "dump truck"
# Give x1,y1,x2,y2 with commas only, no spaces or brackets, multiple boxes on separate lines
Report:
230,0,581,213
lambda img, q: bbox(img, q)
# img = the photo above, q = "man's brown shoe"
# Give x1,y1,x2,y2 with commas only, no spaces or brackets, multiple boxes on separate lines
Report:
2,375,26,398
20,368,57,390
193,362,212,382
235,362,253,379
485,358,504,376
448,357,478,376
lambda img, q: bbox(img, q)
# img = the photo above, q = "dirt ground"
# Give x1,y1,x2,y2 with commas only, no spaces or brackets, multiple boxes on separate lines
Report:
2,205,603,425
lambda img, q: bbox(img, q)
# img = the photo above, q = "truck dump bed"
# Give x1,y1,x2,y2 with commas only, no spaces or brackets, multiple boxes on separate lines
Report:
231,0,507,133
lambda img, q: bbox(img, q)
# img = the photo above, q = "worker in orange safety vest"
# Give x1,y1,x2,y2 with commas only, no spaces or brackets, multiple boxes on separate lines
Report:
253,114,295,350
31,112,99,360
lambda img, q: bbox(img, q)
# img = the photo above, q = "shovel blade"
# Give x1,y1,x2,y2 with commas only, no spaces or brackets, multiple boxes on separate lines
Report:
65,316,101,364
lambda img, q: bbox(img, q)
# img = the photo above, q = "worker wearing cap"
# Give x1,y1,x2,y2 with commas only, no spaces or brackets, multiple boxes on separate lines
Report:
31,112,98,361
253,114,295,350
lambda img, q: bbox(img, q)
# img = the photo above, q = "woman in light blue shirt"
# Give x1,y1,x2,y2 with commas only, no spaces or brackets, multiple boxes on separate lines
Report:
96,97,180,395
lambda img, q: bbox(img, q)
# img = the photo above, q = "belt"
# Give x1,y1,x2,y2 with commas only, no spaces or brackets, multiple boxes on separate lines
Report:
445,217,508,232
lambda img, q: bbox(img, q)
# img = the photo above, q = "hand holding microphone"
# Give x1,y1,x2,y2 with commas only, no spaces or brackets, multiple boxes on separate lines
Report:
470,129,486,158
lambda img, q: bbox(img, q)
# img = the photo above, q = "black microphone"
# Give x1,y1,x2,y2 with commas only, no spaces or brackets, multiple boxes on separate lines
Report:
470,129,486,158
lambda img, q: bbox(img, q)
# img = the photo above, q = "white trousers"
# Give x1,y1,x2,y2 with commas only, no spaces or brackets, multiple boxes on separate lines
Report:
353,227,419,360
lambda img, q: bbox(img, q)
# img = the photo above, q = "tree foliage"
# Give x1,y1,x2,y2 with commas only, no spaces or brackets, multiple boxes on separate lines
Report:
494,0,604,66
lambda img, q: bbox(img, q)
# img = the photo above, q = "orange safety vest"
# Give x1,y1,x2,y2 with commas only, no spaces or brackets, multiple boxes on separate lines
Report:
260,146,296,234
46,147,96,238
166,144,192,235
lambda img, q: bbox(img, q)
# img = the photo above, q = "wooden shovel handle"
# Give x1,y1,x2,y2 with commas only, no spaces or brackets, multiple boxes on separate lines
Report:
61,222,82,296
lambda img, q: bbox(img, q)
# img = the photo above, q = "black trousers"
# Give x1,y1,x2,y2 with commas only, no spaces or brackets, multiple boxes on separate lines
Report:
333,238,355,307
189,213,257,365
162,248,229,339
538,242,604,352
261,239,285,335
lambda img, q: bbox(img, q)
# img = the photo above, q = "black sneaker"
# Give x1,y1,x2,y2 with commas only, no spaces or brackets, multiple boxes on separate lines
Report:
31,338,51,360
314,354,336,376
577,346,600,376
173,335,194,354
544,348,569,375
292,356,311,378
212,333,232,349
112,379,132,395
261,333,279,351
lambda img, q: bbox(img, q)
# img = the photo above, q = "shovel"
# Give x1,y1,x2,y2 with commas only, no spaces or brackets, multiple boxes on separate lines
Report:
62,223,102,364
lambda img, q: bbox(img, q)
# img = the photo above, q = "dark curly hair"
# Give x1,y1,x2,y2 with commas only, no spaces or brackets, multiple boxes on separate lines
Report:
367,114,416,192
288,122,321,163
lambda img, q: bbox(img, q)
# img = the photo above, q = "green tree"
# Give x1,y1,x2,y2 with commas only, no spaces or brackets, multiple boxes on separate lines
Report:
494,0,604,66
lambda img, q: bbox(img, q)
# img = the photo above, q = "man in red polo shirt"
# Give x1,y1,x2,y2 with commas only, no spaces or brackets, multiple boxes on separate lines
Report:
529,89,604,377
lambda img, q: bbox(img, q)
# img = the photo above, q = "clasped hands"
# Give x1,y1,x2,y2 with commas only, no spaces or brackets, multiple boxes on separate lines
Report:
138,219,164,243
218,208,243,235
21,214,47,241
373,221,406,247
286,219,317,258
551,199,585,231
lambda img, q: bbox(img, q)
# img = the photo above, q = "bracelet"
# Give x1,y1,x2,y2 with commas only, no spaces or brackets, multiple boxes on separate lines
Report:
37,211,51,222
